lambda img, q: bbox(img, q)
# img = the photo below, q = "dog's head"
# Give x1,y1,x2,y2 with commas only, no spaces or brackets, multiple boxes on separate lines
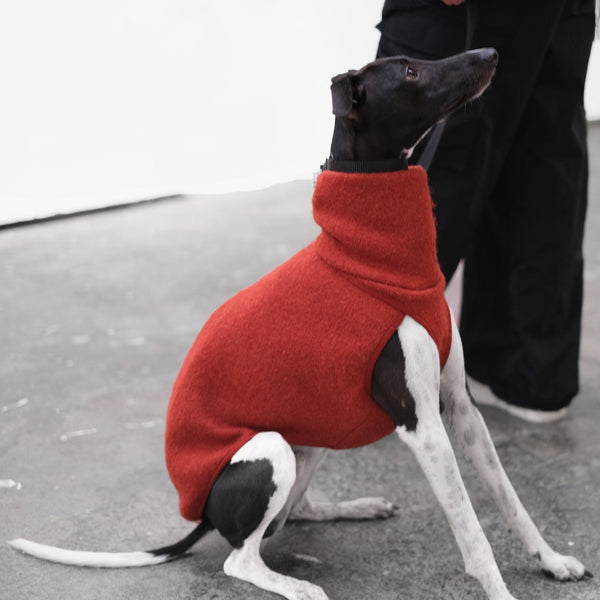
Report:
330,48,498,160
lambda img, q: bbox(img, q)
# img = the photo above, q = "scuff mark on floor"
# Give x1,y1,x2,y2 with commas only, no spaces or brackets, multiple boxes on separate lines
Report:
1,397,29,413
126,418,164,431
59,428,98,442
0,479,22,490
293,553,323,564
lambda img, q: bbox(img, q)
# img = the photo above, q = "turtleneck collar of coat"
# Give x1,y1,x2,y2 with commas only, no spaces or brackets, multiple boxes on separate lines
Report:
312,166,445,308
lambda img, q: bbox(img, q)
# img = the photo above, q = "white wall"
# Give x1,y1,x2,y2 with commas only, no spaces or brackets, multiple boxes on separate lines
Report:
0,1,598,224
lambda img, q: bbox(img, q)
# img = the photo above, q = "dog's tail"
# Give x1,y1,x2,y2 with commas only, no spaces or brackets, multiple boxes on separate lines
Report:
8,521,214,568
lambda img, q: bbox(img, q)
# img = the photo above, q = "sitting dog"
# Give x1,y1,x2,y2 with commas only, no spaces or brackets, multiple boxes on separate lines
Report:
9,49,591,600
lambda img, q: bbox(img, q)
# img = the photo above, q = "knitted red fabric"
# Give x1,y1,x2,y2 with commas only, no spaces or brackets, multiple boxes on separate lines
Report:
165,166,451,521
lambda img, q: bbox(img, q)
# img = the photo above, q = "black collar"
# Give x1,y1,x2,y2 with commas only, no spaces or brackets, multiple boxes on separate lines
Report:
321,156,409,173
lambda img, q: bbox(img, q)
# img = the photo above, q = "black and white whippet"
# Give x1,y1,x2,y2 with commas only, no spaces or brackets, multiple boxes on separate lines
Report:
9,49,591,600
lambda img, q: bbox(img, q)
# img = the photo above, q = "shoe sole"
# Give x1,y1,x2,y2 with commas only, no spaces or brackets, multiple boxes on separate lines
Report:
467,377,568,424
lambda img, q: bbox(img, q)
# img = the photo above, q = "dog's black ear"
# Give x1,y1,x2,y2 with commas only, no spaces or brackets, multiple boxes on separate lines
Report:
331,70,364,117
331,73,353,116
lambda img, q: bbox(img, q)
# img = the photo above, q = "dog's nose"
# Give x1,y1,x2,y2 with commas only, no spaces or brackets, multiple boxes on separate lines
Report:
481,48,499,65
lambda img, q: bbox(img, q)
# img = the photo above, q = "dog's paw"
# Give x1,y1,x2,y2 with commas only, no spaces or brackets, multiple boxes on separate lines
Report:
339,496,397,520
537,551,592,582
287,581,329,600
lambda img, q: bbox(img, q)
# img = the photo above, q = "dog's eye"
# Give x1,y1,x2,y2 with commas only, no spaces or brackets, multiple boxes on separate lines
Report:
406,66,419,81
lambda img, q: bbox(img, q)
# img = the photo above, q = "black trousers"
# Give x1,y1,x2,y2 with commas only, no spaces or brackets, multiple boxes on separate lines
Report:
377,0,596,410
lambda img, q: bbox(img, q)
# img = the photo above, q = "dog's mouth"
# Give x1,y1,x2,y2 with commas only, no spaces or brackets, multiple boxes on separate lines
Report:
440,72,494,117
441,94,471,115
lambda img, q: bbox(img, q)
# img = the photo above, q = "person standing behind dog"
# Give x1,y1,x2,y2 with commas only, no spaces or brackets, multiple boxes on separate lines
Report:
376,0,596,422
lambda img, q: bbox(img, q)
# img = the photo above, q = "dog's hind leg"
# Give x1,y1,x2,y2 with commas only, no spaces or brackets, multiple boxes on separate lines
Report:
204,432,328,600
395,316,517,600
290,493,396,522
285,447,396,523
440,314,590,582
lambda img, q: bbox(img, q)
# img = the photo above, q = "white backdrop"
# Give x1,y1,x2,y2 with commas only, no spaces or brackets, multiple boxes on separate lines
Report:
1,0,598,224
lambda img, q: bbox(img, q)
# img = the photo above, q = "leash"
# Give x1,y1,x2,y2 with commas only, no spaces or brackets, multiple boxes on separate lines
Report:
418,0,478,170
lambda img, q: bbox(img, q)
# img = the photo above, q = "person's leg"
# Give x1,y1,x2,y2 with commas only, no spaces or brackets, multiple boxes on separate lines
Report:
376,1,489,280
375,0,566,282
461,0,596,411
376,1,467,62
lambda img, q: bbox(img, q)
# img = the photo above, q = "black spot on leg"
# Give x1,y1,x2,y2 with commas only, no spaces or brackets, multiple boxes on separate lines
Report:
371,332,418,431
463,428,476,446
203,459,276,548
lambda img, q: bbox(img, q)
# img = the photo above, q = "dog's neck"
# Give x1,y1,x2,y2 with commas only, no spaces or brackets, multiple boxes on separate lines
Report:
324,118,409,173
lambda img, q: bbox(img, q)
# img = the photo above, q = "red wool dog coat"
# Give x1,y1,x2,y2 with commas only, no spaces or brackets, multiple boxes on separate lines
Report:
166,166,451,521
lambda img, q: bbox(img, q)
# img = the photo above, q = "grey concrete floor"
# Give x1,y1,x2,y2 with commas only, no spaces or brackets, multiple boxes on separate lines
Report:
2,125,600,600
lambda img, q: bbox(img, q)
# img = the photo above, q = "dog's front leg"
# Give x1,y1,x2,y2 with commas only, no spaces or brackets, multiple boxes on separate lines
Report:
440,314,589,582
397,317,518,600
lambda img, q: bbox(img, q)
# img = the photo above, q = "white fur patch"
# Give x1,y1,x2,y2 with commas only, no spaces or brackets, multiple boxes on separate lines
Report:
396,315,440,427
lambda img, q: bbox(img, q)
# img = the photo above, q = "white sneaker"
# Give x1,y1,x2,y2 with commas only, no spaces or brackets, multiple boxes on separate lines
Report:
467,377,568,424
